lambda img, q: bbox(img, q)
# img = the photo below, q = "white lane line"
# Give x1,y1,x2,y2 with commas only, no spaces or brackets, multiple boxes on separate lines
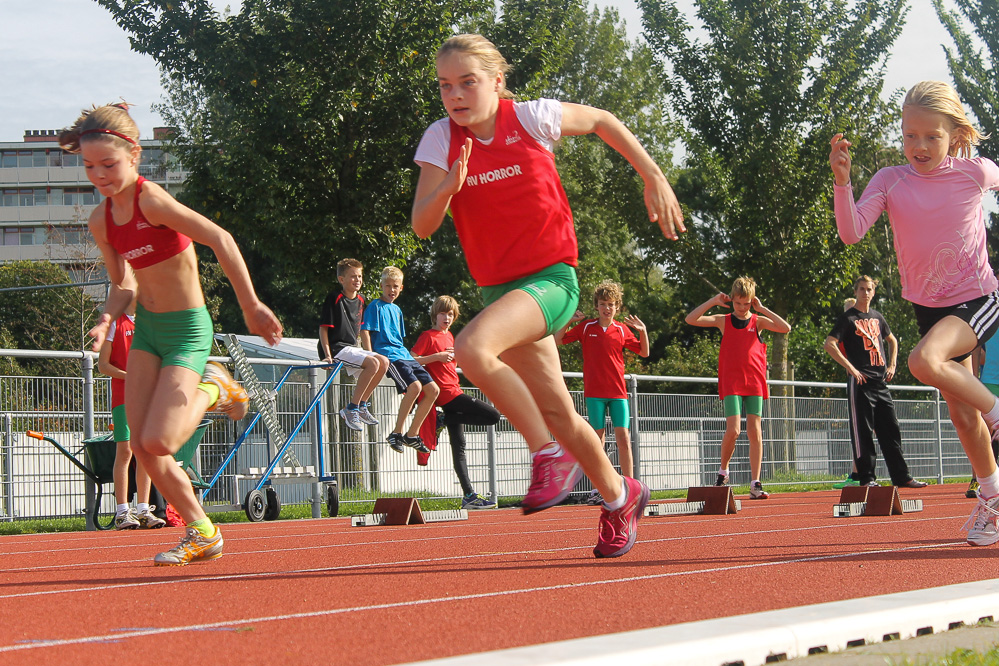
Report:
0,512,968,576
0,539,966,654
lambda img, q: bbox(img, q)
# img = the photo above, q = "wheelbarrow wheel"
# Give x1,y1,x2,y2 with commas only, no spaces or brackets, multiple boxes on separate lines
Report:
326,483,339,517
92,484,116,531
243,489,266,522
263,487,281,521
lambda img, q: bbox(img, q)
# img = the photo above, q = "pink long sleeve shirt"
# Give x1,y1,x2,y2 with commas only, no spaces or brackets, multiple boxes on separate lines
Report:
834,156,999,308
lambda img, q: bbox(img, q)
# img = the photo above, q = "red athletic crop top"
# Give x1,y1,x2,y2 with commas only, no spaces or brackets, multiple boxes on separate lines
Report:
104,176,192,269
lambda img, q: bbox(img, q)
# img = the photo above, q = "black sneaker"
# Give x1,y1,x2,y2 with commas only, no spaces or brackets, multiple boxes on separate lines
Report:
387,432,405,453
714,473,729,486
402,434,431,453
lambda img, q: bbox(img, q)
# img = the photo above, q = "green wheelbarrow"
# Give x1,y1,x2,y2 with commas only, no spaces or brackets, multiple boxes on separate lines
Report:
26,419,211,530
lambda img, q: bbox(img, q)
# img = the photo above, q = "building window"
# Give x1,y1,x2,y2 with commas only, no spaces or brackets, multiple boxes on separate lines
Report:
63,188,97,206
16,151,32,168
32,152,47,168
17,190,32,207
33,189,47,206
48,225,86,245
1,152,15,169
2,227,38,246
1,190,16,207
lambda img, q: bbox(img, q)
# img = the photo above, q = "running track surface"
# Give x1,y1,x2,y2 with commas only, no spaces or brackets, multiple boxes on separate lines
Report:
0,484,993,665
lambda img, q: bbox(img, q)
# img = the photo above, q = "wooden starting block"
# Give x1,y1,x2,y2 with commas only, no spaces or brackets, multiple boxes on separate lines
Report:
833,485,924,517
350,497,468,527
645,486,741,517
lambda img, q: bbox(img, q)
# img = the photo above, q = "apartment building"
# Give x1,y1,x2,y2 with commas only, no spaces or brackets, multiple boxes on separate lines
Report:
0,127,187,281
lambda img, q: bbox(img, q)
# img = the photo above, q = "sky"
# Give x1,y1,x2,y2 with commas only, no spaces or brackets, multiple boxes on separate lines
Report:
0,0,967,143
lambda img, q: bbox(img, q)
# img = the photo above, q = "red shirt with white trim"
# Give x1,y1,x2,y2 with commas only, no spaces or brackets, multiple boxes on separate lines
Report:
561,319,641,399
106,313,135,408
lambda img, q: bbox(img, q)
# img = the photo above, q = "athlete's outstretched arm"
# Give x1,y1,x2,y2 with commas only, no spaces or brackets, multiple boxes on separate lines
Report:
561,103,685,241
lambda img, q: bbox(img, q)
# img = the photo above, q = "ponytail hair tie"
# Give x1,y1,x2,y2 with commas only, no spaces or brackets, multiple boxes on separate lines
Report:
79,128,138,146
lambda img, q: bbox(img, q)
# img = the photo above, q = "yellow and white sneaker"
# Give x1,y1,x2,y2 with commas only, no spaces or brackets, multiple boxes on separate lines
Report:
202,362,249,420
153,526,224,566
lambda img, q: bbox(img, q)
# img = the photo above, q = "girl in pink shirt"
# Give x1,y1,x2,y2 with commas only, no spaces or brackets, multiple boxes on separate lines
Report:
830,81,999,546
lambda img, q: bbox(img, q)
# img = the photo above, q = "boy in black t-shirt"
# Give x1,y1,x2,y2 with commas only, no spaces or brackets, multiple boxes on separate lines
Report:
318,258,390,431
824,276,926,488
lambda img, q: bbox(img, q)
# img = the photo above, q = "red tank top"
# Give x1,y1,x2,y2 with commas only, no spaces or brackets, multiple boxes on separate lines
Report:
447,99,577,286
718,314,769,399
108,313,135,408
105,176,192,269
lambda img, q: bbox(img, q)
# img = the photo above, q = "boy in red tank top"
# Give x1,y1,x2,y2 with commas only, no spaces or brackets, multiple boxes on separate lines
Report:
412,34,685,558
686,277,791,499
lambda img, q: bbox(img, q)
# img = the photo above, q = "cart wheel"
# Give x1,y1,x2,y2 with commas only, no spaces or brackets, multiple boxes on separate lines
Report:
326,484,340,517
93,485,115,531
243,489,266,522
263,487,281,521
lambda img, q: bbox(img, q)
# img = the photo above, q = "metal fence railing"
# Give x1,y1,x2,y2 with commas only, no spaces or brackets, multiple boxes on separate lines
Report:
0,348,966,529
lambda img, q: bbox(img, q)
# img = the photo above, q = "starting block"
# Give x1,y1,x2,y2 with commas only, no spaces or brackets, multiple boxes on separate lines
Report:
645,486,741,517
350,497,468,527
833,485,923,517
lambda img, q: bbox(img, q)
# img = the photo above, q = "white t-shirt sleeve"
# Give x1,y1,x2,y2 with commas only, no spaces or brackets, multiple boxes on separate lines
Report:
513,98,562,151
106,319,118,343
412,98,564,169
413,118,451,172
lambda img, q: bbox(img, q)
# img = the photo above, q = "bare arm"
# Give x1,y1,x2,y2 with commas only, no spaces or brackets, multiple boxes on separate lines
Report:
411,138,472,238
824,335,865,384
140,184,282,345
359,330,372,352
623,314,651,358
685,293,729,330
86,204,137,351
561,103,684,240
752,298,792,334
319,327,332,362
885,333,898,382
554,310,586,345
96,338,126,381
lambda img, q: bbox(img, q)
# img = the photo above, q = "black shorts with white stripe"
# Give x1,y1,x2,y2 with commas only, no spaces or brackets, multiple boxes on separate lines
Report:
912,290,999,362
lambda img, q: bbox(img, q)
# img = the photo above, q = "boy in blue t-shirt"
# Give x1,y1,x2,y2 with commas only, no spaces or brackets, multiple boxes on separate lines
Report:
361,266,439,453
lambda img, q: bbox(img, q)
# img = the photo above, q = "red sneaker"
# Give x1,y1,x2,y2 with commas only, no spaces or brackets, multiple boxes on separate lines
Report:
521,446,583,515
593,477,650,558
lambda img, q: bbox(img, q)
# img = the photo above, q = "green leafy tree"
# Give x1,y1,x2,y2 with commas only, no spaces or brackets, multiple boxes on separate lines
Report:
934,0,999,253
97,0,491,336
637,0,907,385
0,261,100,377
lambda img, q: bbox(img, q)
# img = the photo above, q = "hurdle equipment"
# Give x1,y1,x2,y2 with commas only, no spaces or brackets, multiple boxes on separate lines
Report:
644,486,741,517
350,497,468,527
833,485,923,517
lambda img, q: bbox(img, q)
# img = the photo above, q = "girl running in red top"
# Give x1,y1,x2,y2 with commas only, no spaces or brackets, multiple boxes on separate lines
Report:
686,277,791,499
62,103,282,565
412,34,685,558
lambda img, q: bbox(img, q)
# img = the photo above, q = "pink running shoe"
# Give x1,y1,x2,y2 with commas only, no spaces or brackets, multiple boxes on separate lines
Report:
593,477,650,558
521,447,583,515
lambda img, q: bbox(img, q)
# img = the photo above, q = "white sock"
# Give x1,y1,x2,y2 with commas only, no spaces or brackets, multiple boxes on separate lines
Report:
603,478,628,511
978,469,999,499
116,503,129,515
752,479,760,486
533,442,562,459
137,503,149,513
983,397,999,429
719,468,729,476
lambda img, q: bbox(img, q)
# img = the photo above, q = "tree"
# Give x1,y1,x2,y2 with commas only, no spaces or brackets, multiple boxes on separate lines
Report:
0,261,100,377
637,0,907,385
98,0,491,336
934,0,999,254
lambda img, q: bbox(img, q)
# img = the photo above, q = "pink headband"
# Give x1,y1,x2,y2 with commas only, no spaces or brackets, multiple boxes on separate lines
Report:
80,128,138,146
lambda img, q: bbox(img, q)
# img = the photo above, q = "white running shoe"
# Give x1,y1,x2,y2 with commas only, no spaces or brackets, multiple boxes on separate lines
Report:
964,494,999,546
356,402,379,426
137,506,166,529
114,509,139,530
